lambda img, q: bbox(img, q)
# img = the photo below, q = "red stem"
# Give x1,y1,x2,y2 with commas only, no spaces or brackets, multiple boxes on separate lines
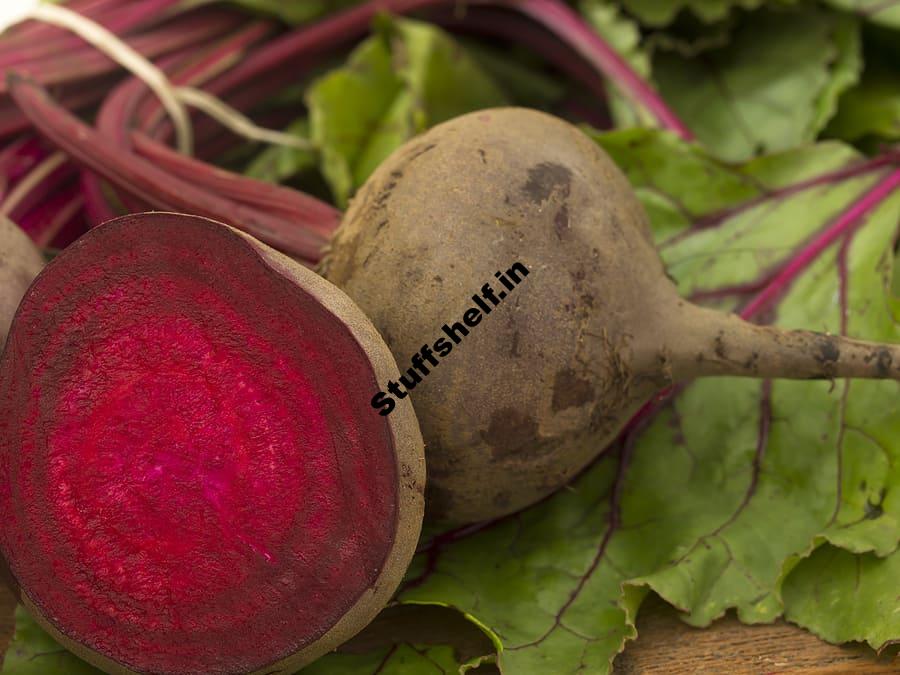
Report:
80,169,119,225
740,169,900,320
204,0,688,135
0,10,245,92
6,160,78,224
0,74,120,140
9,76,329,262
17,182,86,247
85,51,189,224
131,131,339,237
512,0,691,138
0,135,47,197
84,23,277,223
0,0,123,43
0,0,184,66
432,6,607,101
137,22,276,139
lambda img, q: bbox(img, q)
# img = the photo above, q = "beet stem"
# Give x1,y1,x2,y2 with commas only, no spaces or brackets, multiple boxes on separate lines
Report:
0,0,183,67
0,151,67,217
9,76,328,260
512,0,692,139
203,0,689,136
27,3,194,154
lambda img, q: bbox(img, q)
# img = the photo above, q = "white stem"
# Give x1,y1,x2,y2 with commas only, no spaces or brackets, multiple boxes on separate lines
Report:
175,88,316,152
0,151,66,216
30,3,194,155
26,3,316,156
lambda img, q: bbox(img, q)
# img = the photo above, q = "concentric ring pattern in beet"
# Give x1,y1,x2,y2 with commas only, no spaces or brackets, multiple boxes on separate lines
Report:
0,214,399,674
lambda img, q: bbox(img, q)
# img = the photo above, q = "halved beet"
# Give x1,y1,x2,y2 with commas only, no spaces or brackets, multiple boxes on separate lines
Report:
0,212,425,675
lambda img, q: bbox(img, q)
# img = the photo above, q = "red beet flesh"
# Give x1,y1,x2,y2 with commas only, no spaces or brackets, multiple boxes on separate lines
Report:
0,214,417,674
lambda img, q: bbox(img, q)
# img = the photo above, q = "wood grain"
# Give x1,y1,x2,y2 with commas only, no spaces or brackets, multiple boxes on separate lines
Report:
0,584,896,673
616,595,899,674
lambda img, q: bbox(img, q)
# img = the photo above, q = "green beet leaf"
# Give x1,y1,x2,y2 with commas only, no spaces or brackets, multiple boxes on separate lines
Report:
653,8,861,161
618,0,774,27
579,0,655,129
302,645,471,674
783,544,900,652
225,0,361,25
824,0,900,28
306,16,508,207
828,58,900,143
244,118,317,185
0,606,103,675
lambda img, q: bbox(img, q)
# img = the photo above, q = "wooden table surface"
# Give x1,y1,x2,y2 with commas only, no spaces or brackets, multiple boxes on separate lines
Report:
0,584,896,673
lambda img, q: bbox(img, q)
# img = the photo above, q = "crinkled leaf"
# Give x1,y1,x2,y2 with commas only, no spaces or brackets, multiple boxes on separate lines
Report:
579,0,654,128
653,8,862,161
307,17,507,207
823,0,900,28
783,544,900,652
389,129,900,673
302,644,464,674
811,13,863,137
618,0,768,27
828,59,900,142
644,15,737,58
0,606,102,675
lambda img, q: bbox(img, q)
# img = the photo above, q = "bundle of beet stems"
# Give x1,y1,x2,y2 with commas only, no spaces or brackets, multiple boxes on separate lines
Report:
0,0,696,262
2,2,900,675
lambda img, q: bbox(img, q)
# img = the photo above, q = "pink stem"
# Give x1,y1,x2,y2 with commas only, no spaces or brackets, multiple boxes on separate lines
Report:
0,0,122,43
80,169,119,225
9,76,328,262
0,0,185,67
137,22,276,138
0,10,245,92
432,6,606,101
17,182,85,247
85,24,276,223
740,168,900,320
204,0,687,135
512,0,691,138
0,135,47,197
0,75,120,140
6,161,78,223
131,131,339,237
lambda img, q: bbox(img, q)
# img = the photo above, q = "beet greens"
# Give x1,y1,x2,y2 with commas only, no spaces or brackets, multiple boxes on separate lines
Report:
0,1,899,674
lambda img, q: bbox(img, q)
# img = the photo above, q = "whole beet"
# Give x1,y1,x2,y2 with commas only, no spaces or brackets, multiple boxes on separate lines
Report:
323,107,900,525
0,216,43,346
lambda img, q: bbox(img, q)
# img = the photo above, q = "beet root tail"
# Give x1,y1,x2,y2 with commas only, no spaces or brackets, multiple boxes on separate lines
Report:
666,303,900,383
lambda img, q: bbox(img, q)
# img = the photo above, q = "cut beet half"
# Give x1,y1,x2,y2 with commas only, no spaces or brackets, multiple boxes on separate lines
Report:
0,212,425,675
